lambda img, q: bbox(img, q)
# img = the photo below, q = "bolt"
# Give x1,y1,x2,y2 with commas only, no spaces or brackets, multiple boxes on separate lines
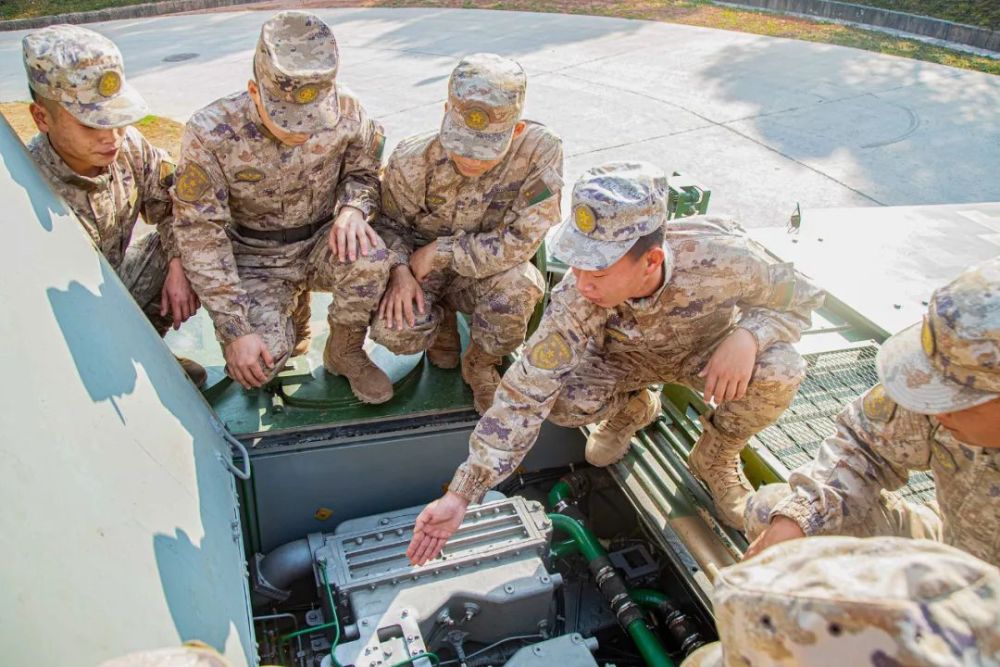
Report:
362,620,370,627
380,517,390,525
376,532,384,541
401,610,409,618
893,303,902,309
356,537,364,545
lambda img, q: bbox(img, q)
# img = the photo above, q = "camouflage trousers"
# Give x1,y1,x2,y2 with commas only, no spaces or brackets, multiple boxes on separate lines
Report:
232,224,390,364
548,338,806,450
371,261,544,357
744,483,945,543
116,231,172,336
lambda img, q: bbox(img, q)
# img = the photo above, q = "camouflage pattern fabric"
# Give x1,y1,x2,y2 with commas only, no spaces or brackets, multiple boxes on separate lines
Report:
372,123,562,355
448,216,824,502
28,129,176,334
171,89,387,347
23,24,148,128
681,536,1000,667
254,11,341,134
745,385,1000,566
439,53,526,160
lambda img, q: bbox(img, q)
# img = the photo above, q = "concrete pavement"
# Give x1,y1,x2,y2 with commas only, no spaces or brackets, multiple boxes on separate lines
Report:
1,7,997,227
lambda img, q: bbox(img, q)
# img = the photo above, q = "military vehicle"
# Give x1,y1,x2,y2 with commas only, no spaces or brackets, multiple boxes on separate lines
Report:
3,114,996,667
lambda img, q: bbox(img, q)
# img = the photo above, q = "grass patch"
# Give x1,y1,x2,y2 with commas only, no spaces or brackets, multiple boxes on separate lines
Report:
0,0,162,20
851,1,999,31
0,101,184,157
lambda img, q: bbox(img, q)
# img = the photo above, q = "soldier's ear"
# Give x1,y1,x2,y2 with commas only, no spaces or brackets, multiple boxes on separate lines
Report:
247,79,259,99
29,101,52,134
513,121,526,137
644,246,665,274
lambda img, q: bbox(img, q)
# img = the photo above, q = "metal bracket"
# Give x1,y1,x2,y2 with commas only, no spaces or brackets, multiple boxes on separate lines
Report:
212,420,252,480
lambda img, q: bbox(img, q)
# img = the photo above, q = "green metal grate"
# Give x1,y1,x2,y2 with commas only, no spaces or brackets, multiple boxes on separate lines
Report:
749,344,937,505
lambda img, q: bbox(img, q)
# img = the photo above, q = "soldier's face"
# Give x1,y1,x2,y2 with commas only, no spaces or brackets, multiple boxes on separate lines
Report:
936,396,1000,448
247,80,310,146
449,153,504,178
572,248,664,308
30,101,124,176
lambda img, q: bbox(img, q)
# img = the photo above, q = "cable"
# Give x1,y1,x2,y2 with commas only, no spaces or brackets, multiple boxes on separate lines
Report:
437,634,544,666
387,652,441,667
277,565,342,667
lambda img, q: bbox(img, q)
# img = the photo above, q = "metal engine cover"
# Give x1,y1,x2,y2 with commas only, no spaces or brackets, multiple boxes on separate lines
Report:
316,496,559,667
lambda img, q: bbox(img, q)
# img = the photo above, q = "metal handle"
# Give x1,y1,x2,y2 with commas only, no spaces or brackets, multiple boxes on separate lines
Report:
213,422,251,480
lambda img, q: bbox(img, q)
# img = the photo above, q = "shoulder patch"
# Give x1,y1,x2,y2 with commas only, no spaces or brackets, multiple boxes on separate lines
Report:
158,161,177,188
373,129,386,162
527,332,573,371
175,163,211,203
234,167,265,183
862,384,897,423
522,178,553,206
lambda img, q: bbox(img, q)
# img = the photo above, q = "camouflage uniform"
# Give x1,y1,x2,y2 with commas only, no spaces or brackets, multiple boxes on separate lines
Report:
372,54,562,413
746,257,1000,566
448,163,823,513
681,536,1000,667
171,12,390,392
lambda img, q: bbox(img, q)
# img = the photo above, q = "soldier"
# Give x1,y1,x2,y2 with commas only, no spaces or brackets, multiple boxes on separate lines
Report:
408,162,823,564
744,257,1000,566
682,536,1000,666
371,53,563,414
171,11,392,401
22,25,205,386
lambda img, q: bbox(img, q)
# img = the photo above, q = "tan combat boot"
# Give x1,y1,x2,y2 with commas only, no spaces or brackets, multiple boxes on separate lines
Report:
291,291,312,357
323,325,393,404
176,356,207,388
461,339,502,415
585,388,661,466
427,307,460,369
688,419,753,530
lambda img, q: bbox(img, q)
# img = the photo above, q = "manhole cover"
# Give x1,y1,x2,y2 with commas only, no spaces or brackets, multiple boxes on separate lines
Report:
163,52,199,63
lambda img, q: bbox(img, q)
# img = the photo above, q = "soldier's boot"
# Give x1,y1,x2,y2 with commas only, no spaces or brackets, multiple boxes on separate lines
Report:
585,388,661,467
323,325,393,404
176,356,207,388
291,291,312,357
461,339,502,415
688,419,753,530
427,307,460,369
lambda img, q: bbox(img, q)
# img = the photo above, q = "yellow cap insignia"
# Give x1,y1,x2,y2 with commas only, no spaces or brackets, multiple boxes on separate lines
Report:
862,384,897,423
463,107,490,131
574,205,597,234
528,332,573,371
921,317,936,358
235,168,265,183
293,85,319,105
97,71,121,98
175,163,211,203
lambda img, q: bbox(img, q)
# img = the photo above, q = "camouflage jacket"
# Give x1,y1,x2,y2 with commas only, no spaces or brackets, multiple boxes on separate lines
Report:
774,385,1000,565
376,122,563,278
171,89,383,343
450,216,824,502
28,128,178,269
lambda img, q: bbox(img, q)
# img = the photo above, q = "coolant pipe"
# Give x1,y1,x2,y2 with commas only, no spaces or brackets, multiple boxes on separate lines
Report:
630,589,706,656
251,538,314,608
548,513,675,667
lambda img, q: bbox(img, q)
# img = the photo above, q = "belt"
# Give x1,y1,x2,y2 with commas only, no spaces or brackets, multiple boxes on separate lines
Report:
234,214,332,244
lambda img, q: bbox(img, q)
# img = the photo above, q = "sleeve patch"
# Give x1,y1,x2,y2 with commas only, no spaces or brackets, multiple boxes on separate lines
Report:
527,331,573,370
769,262,797,309
862,384,897,423
373,130,386,162
175,163,211,203
158,161,177,188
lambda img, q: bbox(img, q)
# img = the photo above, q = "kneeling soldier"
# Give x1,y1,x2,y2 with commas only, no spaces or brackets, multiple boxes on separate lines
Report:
23,25,204,385
407,162,823,564
372,53,563,414
172,11,391,400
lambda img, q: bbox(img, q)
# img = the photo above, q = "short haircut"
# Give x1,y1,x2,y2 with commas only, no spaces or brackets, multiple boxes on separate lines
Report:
626,226,665,260
29,88,57,113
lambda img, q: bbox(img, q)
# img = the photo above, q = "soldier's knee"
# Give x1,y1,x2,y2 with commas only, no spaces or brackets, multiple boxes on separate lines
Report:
753,342,807,388
743,483,793,540
370,320,432,355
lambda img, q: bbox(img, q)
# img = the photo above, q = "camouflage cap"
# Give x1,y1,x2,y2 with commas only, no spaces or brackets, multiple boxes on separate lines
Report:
439,53,526,161
681,536,1000,667
22,24,148,129
254,11,340,134
550,161,669,271
878,256,999,414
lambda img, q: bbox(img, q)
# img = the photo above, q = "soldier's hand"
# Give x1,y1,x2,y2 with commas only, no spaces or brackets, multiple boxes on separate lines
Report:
160,257,200,330
409,240,438,283
743,515,806,560
330,205,380,263
224,333,275,389
699,327,758,403
406,491,469,566
378,265,426,330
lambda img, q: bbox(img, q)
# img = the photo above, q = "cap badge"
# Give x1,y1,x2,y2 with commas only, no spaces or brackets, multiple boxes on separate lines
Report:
293,85,319,105
921,317,936,358
97,71,122,98
463,107,490,131
574,205,596,234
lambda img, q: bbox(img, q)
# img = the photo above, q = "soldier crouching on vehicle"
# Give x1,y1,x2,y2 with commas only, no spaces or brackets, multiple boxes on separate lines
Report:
22,25,205,386
371,53,563,414
171,11,392,401
406,162,824,564
744,257,1000,566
